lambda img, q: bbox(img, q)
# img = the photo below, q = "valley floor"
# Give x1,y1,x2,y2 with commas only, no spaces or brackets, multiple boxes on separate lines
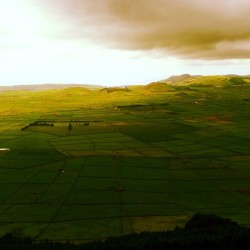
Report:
0,80,249,241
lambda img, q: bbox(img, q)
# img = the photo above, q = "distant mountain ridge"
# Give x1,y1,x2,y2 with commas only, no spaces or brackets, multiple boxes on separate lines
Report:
164,74,250,84
0,83,102,92
164,74,198,83
0,74,250,92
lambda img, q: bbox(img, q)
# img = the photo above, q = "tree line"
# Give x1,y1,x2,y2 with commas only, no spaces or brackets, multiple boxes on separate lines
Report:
0,213,250,249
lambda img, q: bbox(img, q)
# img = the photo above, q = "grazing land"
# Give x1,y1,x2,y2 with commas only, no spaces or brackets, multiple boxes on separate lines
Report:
0,75,249,242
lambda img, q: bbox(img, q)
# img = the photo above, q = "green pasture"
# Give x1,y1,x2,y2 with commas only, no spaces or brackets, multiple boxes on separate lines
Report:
0,79,249,242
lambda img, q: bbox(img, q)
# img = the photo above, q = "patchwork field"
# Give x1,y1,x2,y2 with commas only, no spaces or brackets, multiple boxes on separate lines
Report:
0,76,250,242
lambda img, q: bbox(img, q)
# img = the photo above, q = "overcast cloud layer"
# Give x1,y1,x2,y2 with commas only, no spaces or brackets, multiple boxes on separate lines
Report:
43,0,250,59
0,0,250,85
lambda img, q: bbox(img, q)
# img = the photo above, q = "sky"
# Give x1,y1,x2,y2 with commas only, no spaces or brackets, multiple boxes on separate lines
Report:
0,0,250,86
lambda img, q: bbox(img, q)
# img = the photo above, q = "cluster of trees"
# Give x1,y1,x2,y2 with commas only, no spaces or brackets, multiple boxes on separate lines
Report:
101,87,131,93
0,213,250,249
21,122,54,131
29,122,54,127
69,120,102,123
68,122,89,130
21,120,103,131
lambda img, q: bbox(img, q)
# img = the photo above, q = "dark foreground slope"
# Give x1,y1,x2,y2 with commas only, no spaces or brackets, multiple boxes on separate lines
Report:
1,213,250,250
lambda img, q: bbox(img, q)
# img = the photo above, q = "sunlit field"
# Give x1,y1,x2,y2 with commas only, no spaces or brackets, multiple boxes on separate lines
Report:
0,76,250,242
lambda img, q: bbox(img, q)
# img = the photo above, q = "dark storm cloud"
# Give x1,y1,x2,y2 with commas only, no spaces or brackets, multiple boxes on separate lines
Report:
41,0,250,59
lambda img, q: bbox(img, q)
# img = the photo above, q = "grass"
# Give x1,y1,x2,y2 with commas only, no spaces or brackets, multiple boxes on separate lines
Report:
0,76,249,241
